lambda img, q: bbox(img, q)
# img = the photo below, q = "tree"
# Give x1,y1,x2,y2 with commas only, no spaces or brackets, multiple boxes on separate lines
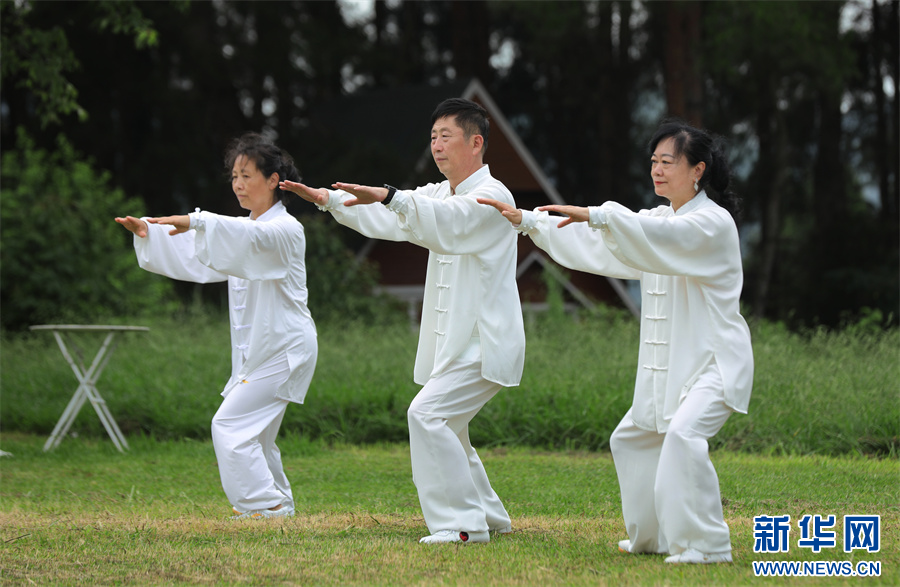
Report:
704,1,898,326
0,130,176,330
490,1,645,209
3,0,894,329
0,0,161,128
848,0,899,242
654,1,704,125
450,0,492,83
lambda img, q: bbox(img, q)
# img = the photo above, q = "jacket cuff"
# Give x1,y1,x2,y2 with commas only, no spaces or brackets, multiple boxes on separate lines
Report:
516,209,538,233
588,206,608,231
317,190,344,212
189,208,205,231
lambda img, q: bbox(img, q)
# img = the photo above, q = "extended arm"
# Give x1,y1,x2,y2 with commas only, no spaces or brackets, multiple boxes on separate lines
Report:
477,199,640,280
188,211,301,281
148,215,191,235
387,186,514,255
115,214,226,283
281,180,409,242
591,202,738,278
331,182,389,206
537,205,590,227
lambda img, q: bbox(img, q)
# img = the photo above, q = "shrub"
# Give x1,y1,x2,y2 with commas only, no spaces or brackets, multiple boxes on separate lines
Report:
298,212,406,325
0,129,176,330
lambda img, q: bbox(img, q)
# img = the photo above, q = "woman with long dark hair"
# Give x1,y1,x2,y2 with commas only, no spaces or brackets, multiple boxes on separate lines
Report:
479,119,753,564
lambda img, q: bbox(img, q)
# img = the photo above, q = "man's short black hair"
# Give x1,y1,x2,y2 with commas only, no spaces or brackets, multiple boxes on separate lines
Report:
431,98,490,155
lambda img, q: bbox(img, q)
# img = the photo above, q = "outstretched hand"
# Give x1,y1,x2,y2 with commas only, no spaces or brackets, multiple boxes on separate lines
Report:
279,180,329,206
537,205,590,228
115,215,191,237
331,182,388,207
115,216,149,238
476,198,523,226
147,215,191,236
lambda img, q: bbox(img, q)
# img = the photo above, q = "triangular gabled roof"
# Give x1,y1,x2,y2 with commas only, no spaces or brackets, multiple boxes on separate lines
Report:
307,78,563,205
308,79,638,318
409,79,564,205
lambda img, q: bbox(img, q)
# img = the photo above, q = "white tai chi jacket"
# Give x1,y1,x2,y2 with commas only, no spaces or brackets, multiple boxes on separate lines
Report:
517,192,753,432
132,201,317,404
319,165,526,387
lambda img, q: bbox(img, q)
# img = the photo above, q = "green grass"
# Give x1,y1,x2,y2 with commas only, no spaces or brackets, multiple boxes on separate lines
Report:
2,311,897,455
0,434,896,586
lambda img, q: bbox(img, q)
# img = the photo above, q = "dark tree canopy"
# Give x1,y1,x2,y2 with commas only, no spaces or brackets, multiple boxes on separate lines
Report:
1,0,897,330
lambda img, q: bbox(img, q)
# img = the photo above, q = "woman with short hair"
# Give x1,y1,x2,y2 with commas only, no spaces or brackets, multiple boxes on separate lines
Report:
116,132,317,520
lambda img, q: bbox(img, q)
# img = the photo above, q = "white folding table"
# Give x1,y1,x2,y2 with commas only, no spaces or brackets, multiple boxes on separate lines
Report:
30,324,149,452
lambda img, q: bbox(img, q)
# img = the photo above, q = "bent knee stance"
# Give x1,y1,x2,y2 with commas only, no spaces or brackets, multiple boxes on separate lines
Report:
407,402,440,433
210,408,264,455
609,425,627,457
211,416,242,454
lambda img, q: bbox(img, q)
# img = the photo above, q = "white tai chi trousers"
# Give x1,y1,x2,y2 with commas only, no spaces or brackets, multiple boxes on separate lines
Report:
407,337,511,534
610,362,734,556
211,353,293,513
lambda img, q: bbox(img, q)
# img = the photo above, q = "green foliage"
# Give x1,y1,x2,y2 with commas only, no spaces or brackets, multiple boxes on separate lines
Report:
0,0,160,127
2,0,895,331
540,264,568,322
705,2,855,98
0,1,84,126
299,213,407,325
702,1,898,327
0,129,177,330
91,0,165,49
3,311,896,456
716,316,900,457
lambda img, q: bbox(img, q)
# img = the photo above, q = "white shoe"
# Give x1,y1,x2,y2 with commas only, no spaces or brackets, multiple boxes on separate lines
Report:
665,548,732,564
419,529,490,544
491,525,512,534
230,504,295,520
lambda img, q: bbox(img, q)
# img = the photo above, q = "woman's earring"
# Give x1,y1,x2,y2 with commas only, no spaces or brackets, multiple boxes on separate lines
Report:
693,179,699,192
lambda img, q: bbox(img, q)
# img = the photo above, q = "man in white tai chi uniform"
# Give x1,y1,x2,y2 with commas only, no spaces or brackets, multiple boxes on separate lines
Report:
281,98,525,544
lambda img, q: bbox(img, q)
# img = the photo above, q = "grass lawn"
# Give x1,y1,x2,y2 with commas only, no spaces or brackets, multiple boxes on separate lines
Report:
1,433,896,586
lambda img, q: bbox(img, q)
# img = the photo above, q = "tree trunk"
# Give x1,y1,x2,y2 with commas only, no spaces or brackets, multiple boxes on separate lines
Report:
812,92,847,242
812,6,847,239
596,2,615,202
610,1,636,208
877,0,900,230
451,0,491,83
752,87,789,319
662,1,704,125
892,0,900,227
399,1,426,83
306,1,346,100
372,0,387,86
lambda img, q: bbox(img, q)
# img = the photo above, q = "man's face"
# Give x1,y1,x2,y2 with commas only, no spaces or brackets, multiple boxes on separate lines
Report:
430,115,478,180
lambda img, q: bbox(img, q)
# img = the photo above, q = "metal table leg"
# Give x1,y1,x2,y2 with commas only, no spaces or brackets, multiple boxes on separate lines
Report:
43,331,130,452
